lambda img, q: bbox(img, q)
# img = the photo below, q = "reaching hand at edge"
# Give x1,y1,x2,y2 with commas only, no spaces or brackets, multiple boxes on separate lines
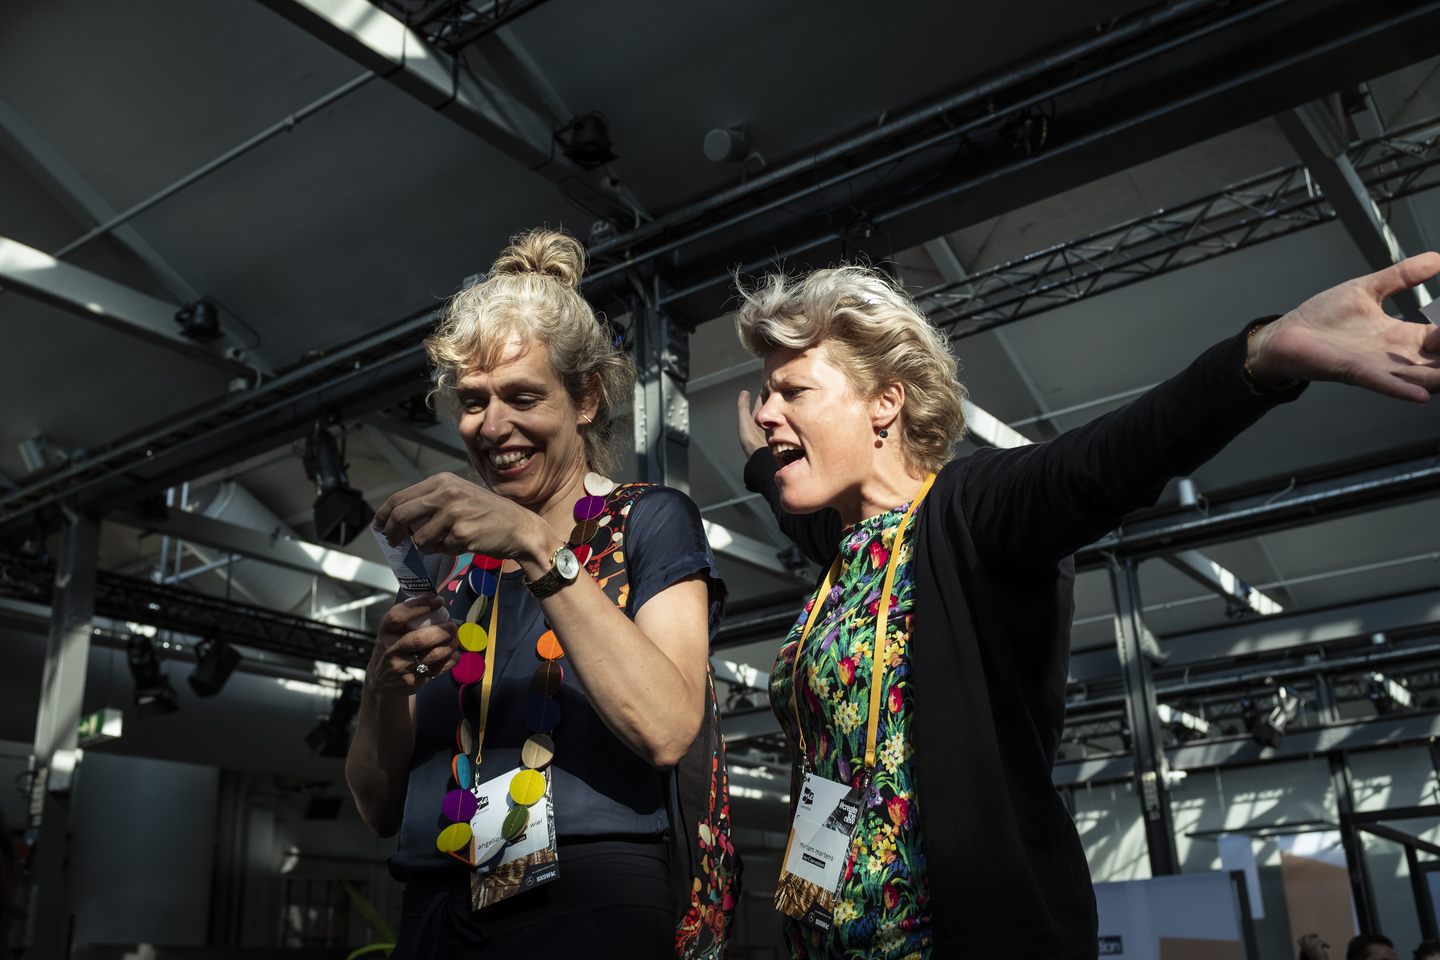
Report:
736,389,767,458
1249,253,1440,402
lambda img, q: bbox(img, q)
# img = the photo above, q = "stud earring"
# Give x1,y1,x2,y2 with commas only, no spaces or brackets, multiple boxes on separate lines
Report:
878,428,888,439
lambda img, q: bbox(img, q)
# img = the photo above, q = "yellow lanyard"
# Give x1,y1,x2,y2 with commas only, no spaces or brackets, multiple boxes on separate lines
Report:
469,576,502,767
789,473,936,772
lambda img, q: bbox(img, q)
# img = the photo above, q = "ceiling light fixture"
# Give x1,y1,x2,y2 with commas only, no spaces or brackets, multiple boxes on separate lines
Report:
127,636,180,718
1368,671,1412,714
304,679,364,757
174,298,222,343
556,112,616,170
1156,702,1210,742
303,419,373,546
188,637,242,697
1243,684,1302,749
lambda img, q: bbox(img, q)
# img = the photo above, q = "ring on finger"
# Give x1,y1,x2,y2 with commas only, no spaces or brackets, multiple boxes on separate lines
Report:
414,652,430,676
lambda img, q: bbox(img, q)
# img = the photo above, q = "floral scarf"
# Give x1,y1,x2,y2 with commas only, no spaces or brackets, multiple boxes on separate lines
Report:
770,502,929,960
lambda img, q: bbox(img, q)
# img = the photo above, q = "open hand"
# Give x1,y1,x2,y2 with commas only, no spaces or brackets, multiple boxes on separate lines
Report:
737,390,767,458
1249,253,1440,402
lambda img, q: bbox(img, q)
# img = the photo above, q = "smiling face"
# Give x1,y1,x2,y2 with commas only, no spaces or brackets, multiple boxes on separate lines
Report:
755,344,883,518
456,339,595,510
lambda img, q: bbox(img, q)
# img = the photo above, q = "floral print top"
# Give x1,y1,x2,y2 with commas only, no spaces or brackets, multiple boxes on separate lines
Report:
770,502,929,960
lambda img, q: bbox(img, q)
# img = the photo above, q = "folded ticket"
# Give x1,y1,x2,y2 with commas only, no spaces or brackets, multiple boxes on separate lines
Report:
371,523,452,630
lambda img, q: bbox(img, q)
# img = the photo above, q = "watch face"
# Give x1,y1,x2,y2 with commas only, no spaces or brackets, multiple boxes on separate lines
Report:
556,547,580,580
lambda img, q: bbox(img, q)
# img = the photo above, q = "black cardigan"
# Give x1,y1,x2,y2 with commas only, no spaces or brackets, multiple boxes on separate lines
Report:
743,323,1306,959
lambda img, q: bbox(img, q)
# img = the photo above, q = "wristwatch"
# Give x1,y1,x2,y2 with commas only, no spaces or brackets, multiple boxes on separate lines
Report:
524,544,581,599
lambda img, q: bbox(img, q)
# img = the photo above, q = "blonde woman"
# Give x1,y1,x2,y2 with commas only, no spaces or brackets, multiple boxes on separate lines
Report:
734,257,1440,958
347,230,736,958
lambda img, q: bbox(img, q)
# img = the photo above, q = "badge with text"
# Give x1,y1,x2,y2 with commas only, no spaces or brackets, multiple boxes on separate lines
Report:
775,771,863,929
467,766,558,910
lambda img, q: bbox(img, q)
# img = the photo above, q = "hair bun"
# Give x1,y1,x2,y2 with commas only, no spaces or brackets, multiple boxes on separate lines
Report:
490,228,586,290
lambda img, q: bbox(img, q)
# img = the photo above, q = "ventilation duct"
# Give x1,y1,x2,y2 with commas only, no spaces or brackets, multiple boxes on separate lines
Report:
183,480,314,613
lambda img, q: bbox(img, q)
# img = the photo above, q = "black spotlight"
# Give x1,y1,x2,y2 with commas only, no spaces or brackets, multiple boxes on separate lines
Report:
1245,684,1302,749
303,420,373,546
127,636,180,718
175,298,222,343
305,679,364,757
188,637,242,697
556,112,617,169
1368,671,1413,714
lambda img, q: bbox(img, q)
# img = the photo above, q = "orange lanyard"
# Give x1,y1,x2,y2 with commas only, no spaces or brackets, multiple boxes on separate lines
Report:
788,473,936,772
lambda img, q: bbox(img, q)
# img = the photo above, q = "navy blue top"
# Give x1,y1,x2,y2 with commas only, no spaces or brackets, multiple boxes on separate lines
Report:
389,486,727,878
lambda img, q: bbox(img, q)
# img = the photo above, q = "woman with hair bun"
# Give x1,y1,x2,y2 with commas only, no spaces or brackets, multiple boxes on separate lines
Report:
346,229,737,958
734,257,1440,959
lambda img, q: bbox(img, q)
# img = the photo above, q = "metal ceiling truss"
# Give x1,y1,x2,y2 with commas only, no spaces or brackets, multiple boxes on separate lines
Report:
1075,450,1440,568
376,0,555,54
921,110,1440,339
257,0,637,225
0,307,440,532
577,0,1440,321
0,550,374,669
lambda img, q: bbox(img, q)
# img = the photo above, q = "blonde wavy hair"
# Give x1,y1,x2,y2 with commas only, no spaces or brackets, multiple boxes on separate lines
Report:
426,229,634,475
734,265,967,473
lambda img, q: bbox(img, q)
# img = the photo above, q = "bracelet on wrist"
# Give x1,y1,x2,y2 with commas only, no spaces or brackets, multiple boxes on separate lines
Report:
1244,322,1301,392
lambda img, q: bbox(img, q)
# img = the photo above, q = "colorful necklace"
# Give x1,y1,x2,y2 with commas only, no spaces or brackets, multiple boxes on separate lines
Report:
432,473,615,866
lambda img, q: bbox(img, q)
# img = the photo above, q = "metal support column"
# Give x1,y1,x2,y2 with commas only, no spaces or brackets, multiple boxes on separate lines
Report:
1330,752,1379,935
1277,100,1429,320
631,280,690,491
25,511,100,960
1107,556,1180,876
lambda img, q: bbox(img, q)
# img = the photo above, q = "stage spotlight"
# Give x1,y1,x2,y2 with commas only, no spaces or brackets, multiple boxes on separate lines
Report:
1245,685,1302,749
303,420,373,546
556,112,616,169
1368,671,1413,714
188,637,242,697
174,299,222,343
1157,703,1210,743
305,679,363,757
127,636,179,718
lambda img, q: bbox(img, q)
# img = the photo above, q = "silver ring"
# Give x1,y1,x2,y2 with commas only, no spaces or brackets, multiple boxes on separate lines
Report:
414,654,430,676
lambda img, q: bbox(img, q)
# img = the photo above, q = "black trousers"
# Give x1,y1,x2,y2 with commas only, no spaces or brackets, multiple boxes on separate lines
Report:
393,839,676,959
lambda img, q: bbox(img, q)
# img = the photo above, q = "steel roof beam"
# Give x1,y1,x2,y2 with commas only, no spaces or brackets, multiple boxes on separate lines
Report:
108,505,398,594
0,94,199,304
1277,99,1430,320
256,0,632,221
0,234,238,373
1076,453,1440,568
1162,549,1284,617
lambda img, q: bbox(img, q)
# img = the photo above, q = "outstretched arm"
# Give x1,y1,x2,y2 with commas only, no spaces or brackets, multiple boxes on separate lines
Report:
965,254,1440,571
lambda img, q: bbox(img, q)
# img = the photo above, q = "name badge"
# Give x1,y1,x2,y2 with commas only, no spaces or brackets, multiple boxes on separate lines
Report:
468,766,558,910
774,771,863,929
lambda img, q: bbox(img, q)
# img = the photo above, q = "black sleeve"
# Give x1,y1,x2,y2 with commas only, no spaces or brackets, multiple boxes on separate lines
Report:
742,448,845,565
623,486,729,639
962,319,1307,572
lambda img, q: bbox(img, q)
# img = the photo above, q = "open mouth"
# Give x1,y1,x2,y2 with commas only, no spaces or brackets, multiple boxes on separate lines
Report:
771,442,805,469
488,448,536,473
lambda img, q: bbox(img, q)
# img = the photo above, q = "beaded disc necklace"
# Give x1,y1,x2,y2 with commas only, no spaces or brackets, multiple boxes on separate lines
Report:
433,472,617,867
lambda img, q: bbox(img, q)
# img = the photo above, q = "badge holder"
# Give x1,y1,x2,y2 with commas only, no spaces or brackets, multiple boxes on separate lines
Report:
773,474,935,931
468,765,559,909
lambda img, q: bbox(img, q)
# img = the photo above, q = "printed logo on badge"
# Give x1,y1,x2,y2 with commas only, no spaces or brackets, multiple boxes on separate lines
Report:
476,796,490,812
801,786,815,806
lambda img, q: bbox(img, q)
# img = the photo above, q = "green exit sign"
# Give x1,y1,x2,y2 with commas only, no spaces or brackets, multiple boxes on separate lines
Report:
77,707,122,746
